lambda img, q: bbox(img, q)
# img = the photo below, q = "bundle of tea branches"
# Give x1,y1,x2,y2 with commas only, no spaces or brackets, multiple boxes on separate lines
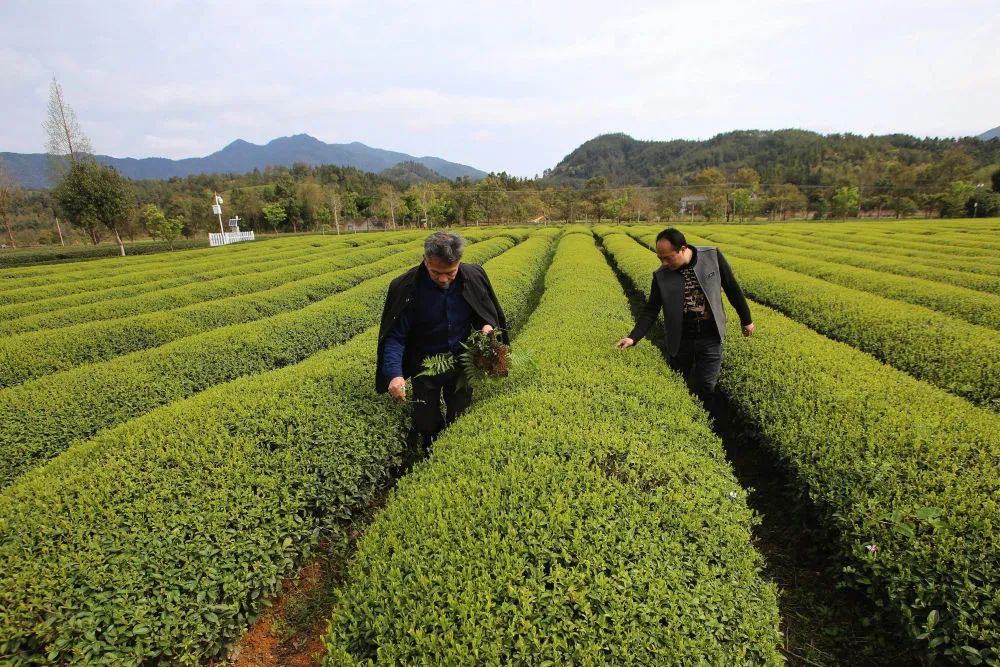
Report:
417,329,522,388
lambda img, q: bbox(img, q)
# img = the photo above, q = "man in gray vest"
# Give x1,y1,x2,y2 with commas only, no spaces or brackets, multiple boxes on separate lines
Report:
616,228,754,409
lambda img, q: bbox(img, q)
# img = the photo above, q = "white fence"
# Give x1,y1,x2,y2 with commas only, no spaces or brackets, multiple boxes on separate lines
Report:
209,231,255,247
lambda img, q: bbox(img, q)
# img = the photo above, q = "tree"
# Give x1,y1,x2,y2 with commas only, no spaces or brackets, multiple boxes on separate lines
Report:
376,184,401,229
603,192,627,223
730,188,758,222
44,77,93,183
262,202,287,232
991,168,1000,193
694,168,726,220
54,161,134,255
939,180,976,218
584,176,609,222
830,186,860,219
142,203,183,248
0,159,19,247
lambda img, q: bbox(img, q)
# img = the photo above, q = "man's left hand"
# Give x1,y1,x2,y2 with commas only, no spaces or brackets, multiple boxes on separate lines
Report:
481,324,494,336
743,323,755,337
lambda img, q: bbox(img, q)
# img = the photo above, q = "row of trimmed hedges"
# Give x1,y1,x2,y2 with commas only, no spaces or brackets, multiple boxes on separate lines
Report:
0,235,424,333
628,230,1000,408
687,230,1000,329
602,230,1000,665
0,233,392,306
323,232,783,665
0,237,210,269
0,230,559,666
752,224,1000,285
0,241,428,386
0,236,518,488
703,227,1000,295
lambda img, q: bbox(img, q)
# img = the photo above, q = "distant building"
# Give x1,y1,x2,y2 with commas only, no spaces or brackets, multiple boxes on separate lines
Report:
679,195,708,215
529,214,548,224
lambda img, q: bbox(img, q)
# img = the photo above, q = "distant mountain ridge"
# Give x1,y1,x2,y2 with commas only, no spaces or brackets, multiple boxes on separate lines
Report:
0,134,488,189
980,126,1000,141
545,130,1000,186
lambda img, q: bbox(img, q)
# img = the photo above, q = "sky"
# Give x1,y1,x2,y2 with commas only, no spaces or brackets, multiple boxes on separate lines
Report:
2,0,998,177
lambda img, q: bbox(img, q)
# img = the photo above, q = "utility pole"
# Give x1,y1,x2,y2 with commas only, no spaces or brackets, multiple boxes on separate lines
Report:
212,193,225,234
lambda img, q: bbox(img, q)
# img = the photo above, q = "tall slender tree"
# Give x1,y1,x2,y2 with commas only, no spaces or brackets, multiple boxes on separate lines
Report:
44,77,94,184
0,159,19,248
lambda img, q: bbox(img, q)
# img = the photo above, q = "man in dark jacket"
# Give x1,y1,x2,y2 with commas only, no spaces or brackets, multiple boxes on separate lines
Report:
377,231,507,448
616,227,753,408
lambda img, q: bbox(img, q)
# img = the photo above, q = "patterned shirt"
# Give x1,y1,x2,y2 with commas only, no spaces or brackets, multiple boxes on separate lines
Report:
680,265,710,320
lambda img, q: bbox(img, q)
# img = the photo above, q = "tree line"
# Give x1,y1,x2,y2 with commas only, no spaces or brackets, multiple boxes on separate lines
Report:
2,84,999,251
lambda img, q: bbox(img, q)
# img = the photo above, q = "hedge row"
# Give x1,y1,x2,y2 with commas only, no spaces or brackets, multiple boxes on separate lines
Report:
660,233,1000,408
0,228,517,386
0,230,558,666
0,237,210,269
0,235,424,333
603,230,1000,665
0,241,433,387
790,225,1000,264
680,230,1000,330
0,236,517,488
323,232,783,665
711,228,1000,292
754,224,1000,273
0,231,369,283
0,234,391,307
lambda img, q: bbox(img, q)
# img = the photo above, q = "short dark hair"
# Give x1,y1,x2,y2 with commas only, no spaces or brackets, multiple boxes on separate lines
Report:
655,228,687,250
424,231,465,264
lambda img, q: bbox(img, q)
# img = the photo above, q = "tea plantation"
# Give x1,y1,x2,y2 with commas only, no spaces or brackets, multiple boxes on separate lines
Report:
0,220,997,666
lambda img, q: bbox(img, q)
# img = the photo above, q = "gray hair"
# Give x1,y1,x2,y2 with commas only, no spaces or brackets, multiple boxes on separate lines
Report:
424,231,465,264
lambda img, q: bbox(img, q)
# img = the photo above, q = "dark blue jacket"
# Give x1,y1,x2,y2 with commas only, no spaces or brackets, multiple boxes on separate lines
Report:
375,263,508,393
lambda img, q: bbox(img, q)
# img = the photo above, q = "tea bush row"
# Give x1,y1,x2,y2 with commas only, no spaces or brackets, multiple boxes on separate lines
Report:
663,234,1000,408
0,241,430,387
0,236,517,488
323,232,783,666
0,233,406,309
602,230,1000,665
0,237,426,338
704,228,1000,295
685,231,1000,330
0,231,558,666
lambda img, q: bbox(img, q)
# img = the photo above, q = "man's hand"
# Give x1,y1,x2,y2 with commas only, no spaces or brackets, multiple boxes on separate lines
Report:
616,337,635,349
481,324,494,336
388,376,406,401
742,323,755,337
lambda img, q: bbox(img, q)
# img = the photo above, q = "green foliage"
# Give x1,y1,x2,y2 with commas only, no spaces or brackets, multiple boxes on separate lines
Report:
762,223,1000,286
417,329,512,389
0,238,208,268
261,201,287,229
603,228,1000,664
695,228,1000,324
0,229,557,666
681,231,1000,408
142,203,185,247
53,160,134,246
0,234,520,487
0,237,426,387
324,233,783,665
830,185,860,218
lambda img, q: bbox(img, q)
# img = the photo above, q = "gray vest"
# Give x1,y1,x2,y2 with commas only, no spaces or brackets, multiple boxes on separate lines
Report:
652,246,726,356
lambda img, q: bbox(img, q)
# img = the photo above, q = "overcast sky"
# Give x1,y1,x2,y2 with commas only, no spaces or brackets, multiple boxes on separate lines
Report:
2,0,998,177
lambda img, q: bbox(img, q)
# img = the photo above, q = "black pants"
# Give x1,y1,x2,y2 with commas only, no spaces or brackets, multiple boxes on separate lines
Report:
408,366,472,447
669,333,724,407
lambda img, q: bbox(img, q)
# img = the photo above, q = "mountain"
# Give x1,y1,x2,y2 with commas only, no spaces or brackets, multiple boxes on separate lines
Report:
379,161,448,185
979,126,1000,141
0,134,487,189
545,130,1000,187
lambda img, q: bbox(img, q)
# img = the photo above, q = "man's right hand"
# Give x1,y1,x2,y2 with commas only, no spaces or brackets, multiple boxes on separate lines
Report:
615,337,635,349
388,376,406,401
